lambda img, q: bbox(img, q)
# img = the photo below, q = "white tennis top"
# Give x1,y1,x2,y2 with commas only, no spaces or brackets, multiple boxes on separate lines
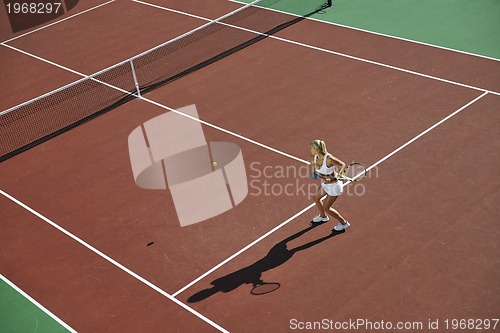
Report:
314,154,334,175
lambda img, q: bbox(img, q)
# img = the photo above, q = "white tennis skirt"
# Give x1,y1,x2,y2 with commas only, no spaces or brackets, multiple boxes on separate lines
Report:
322,180,344,196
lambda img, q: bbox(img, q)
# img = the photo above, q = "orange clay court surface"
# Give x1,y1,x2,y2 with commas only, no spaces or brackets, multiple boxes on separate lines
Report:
0,0,499,332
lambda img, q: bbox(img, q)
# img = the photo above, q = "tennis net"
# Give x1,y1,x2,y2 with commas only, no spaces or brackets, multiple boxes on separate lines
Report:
0,0,330,162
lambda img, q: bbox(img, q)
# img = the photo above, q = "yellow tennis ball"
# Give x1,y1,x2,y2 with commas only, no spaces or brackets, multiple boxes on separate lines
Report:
212,161,218,167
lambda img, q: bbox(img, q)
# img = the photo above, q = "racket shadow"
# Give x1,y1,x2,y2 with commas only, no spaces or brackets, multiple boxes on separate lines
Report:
187,223,344,303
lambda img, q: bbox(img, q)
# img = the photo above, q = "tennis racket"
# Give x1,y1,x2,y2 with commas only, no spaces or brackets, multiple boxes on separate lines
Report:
250,282,280,295
337,162,367,182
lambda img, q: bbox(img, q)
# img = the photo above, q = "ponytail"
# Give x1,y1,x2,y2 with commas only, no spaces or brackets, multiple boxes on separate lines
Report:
311,139,328,154
319,140,327,154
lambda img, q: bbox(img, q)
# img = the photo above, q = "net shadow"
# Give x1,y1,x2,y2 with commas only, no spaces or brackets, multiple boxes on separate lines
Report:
0,0,330,162
139,4,329,94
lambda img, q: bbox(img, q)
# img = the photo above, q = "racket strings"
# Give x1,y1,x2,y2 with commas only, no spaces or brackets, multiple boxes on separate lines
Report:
251,282,280,295
345,163,366,181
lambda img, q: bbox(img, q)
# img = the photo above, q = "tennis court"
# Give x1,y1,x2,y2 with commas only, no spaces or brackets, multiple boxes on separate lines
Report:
1,0,499,332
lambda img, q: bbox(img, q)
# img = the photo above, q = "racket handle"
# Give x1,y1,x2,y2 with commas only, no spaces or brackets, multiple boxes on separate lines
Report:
311,172,318,179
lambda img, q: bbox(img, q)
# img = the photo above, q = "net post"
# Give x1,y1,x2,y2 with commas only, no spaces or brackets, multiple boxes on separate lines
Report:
130,59,141,97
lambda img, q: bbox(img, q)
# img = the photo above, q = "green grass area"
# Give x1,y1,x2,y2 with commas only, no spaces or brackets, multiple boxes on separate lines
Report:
0,277,72,333
240,0,500,59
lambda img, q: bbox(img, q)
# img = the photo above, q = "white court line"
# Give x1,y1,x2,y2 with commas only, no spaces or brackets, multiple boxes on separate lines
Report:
1,0,116,44
228,0,500,63
367,91,489,172
2,0,498,116
3,0,499,116
0,42,310,165
0,0,265,115
1,44,90,77
0,93,488,333
0,51,489,332
172,203,316,297
0,190,229,333
172,91,489,297
132,0,499,96
0,1,493,329
0,274,78,333
142,97,310,164
1,2,496,166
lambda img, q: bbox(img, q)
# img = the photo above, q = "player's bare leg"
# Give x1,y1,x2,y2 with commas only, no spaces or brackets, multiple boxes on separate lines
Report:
311,187,329,223
322,195,350,230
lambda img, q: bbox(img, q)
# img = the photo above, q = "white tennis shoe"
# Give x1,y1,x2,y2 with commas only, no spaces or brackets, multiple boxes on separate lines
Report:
312,215,329,223
334,221,350,231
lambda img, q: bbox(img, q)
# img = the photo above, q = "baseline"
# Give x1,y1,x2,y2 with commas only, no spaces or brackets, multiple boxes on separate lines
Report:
0,190,229,333
0,275,77,333
228,0,500,62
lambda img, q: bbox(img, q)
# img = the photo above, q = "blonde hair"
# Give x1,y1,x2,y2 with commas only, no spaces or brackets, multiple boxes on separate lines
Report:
311,139,327,155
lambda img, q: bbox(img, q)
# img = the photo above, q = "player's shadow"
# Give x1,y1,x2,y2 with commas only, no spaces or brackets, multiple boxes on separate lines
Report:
187,223,344,303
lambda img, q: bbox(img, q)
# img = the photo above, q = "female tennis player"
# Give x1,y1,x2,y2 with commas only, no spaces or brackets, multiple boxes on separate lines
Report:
310,140,350,231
